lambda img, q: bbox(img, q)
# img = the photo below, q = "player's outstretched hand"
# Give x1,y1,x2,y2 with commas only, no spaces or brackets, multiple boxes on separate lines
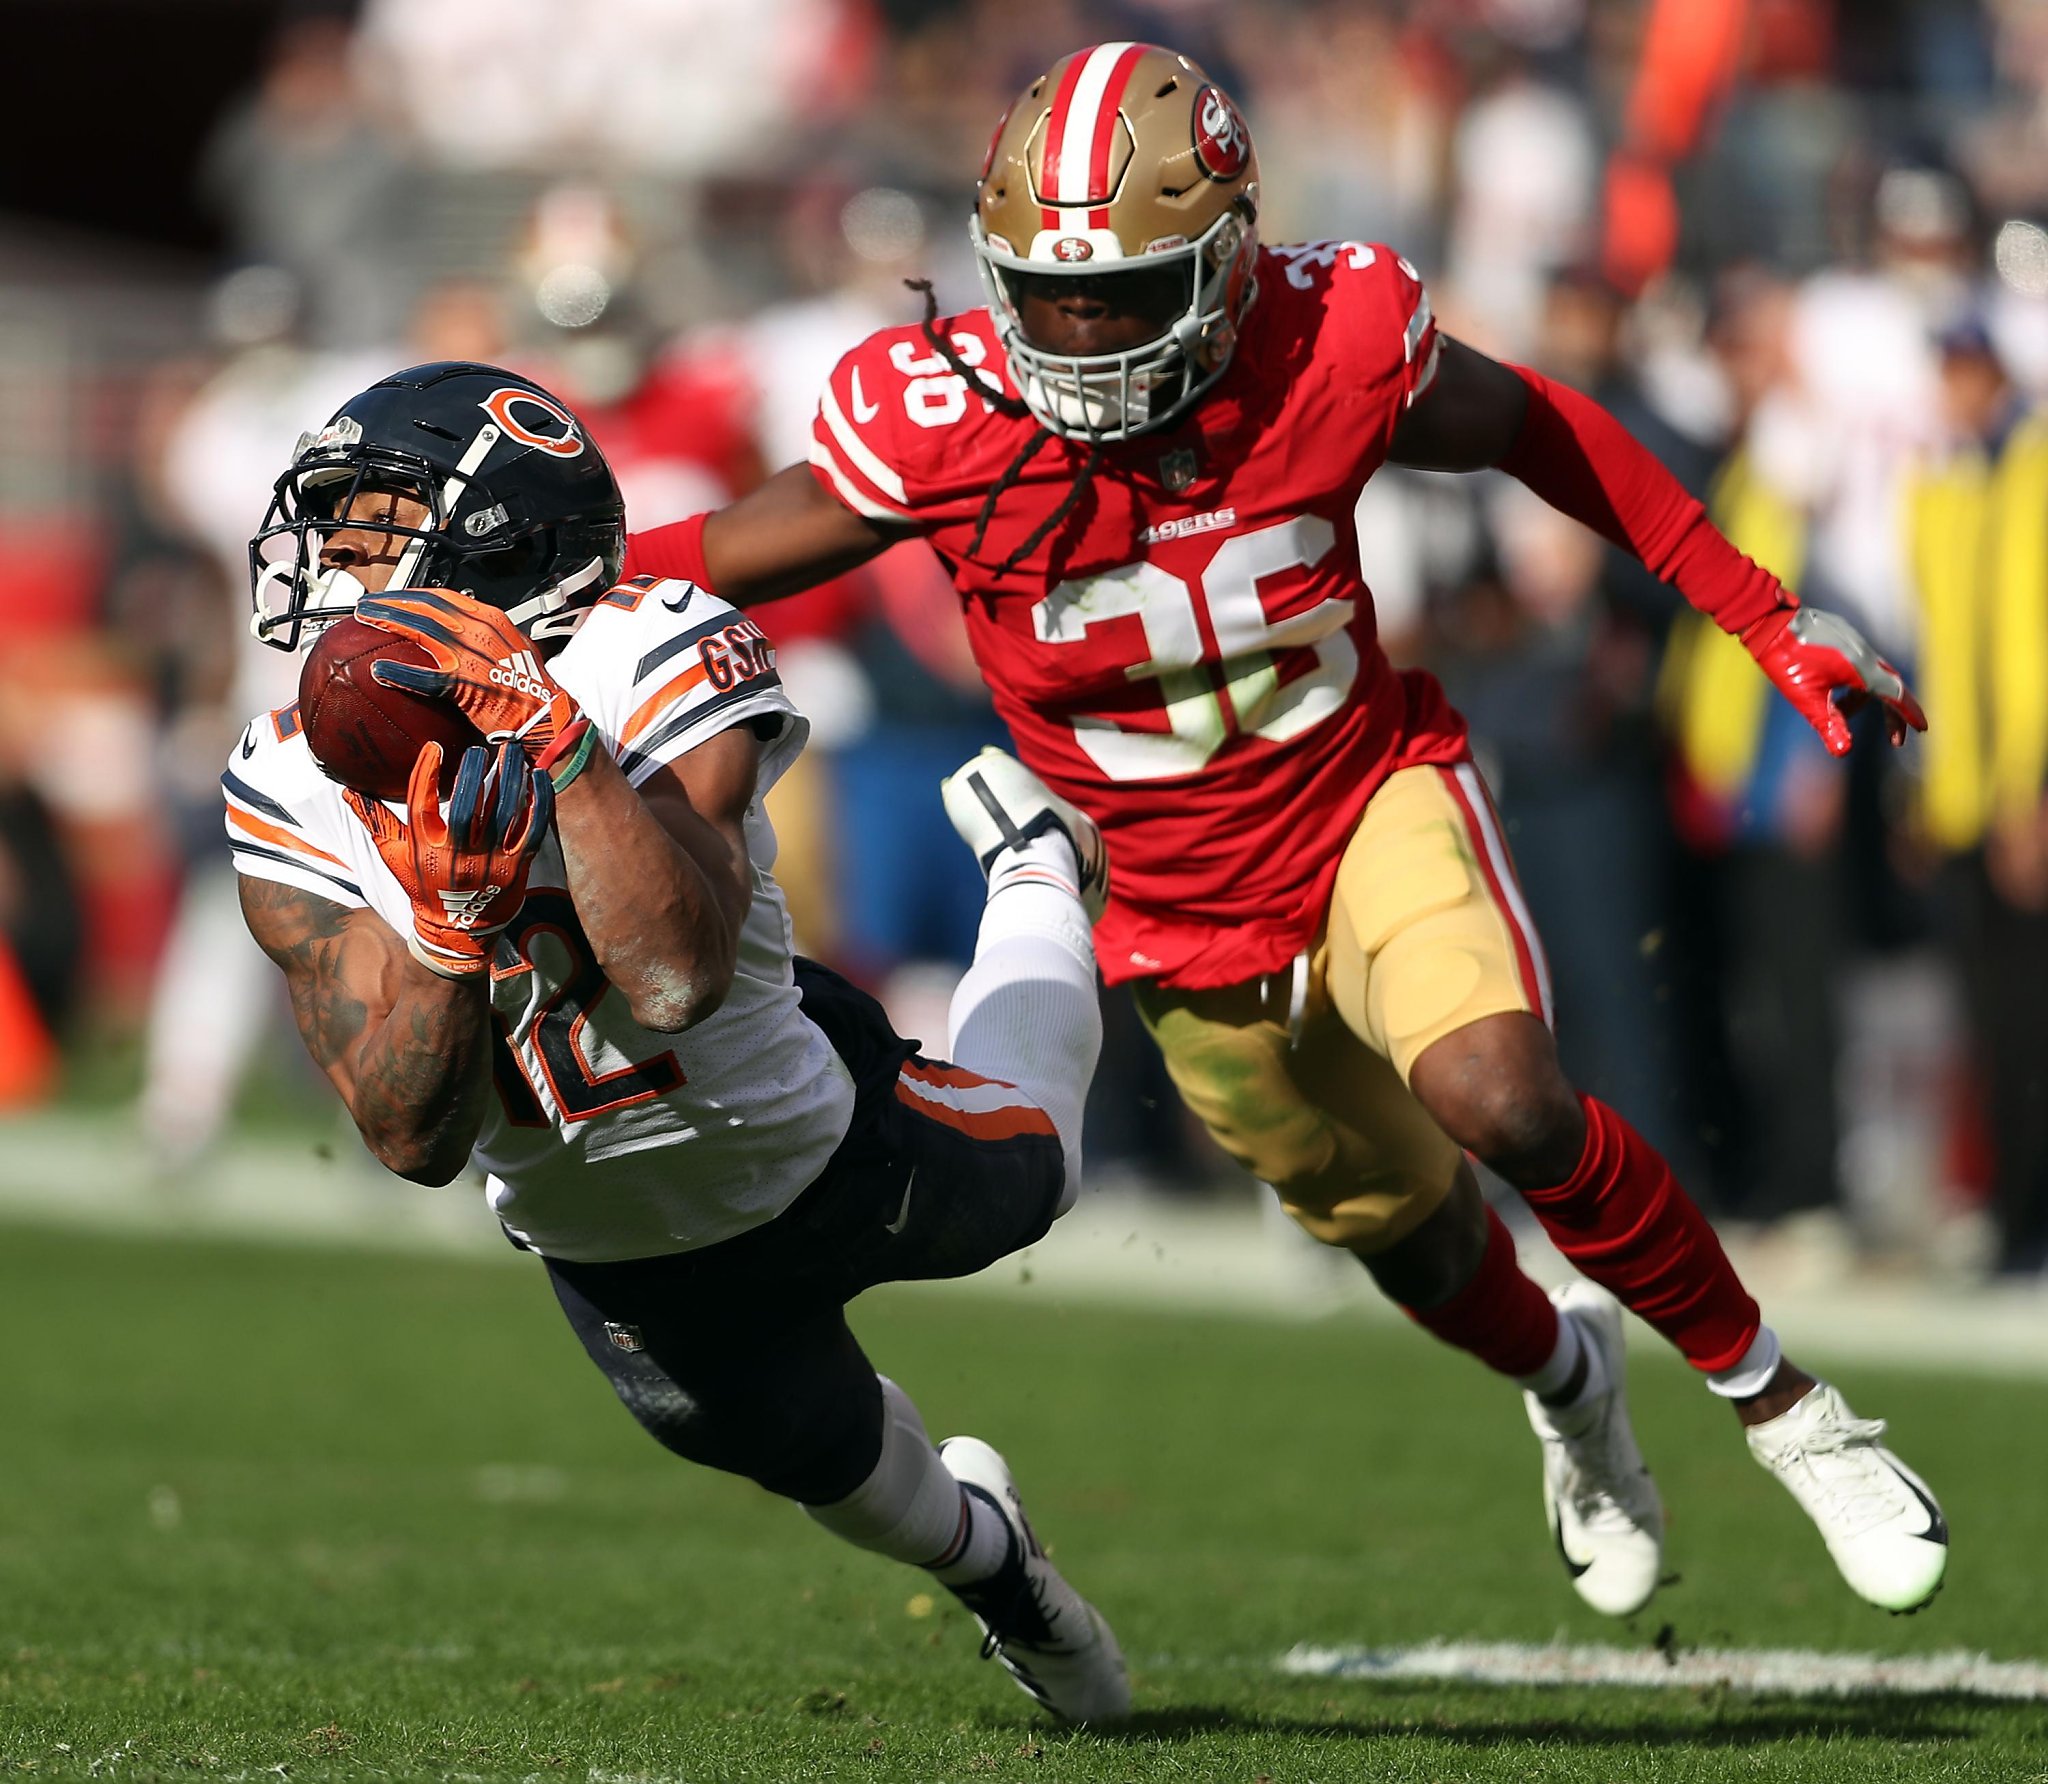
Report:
343,741,553,980
355,587,582,765
1739,606,1928,757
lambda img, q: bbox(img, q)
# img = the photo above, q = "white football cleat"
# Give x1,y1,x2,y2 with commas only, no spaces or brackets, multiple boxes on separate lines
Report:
1524,1282,1665,1617
938,1436,1131,1725
941,747,1109,923
1745,1381,1948,1613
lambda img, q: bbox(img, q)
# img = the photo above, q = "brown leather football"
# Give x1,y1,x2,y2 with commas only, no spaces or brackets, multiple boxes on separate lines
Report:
297,616,483,801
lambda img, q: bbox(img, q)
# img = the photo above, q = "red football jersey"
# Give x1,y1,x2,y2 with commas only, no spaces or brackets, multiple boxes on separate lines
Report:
808,241,1472,988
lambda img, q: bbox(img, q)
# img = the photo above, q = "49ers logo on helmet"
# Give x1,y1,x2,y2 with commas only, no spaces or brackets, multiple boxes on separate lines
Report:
1053,237,1094,262
478,387,585,459
1192,85,1251,181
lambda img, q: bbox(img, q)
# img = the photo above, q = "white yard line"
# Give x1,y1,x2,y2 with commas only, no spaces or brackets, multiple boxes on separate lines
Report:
1279,1639,2048,1701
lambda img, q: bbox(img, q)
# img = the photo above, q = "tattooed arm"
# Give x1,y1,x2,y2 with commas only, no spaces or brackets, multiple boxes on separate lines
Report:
551,724,762,1034
238,878,493,1185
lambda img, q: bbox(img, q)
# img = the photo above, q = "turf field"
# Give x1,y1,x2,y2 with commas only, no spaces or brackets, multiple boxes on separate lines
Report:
4,1221,2045,1782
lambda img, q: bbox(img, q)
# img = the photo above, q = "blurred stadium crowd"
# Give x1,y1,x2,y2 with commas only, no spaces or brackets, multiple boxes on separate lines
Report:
2,0,2047,1282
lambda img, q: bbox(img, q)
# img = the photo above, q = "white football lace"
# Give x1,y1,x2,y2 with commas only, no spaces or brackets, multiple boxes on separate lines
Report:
1552,1402,1649,1531
1773,1413,1908,1538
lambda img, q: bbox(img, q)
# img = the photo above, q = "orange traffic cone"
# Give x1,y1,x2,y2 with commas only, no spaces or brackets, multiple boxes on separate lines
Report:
0,934,56,1108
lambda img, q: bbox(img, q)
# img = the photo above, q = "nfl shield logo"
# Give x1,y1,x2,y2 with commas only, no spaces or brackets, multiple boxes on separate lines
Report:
604,1322,646,1354
1160,448,1199,494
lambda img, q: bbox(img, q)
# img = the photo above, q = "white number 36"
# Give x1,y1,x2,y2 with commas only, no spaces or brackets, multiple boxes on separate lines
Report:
888,335,993,429
1031,515,1357,781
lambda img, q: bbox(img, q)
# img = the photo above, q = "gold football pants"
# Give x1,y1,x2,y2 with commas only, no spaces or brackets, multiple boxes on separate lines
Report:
1136,763,1551,1253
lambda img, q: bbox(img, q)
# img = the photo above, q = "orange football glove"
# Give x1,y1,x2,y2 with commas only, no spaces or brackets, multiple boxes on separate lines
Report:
354,587,584,768
344,741,553,980
1739,606,1929,757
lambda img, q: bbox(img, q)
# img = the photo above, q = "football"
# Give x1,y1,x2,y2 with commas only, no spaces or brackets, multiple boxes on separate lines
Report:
296,615,482,801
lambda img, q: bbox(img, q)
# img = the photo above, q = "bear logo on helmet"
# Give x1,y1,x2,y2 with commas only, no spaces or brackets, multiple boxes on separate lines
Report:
478,387,586,459
1192,86,1251,181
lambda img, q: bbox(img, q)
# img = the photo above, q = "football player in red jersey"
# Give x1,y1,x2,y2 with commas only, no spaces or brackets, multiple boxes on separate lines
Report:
626,44,1947,1617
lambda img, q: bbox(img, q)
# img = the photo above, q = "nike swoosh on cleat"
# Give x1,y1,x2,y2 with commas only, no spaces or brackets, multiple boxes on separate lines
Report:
1552,1517,1593,1580
967,773,1029,854
883,1167,917,1235
1897,1472,1949,1546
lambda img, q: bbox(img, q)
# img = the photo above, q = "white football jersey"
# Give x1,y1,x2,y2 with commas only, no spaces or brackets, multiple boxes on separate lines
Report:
224,577,856,1261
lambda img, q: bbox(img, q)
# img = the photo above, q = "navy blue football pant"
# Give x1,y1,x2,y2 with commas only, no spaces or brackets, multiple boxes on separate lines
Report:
543,965,1064,1504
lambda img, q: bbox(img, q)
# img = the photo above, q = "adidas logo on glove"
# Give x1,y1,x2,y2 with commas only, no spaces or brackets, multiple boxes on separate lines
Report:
438,883,506,930
489,650,550,698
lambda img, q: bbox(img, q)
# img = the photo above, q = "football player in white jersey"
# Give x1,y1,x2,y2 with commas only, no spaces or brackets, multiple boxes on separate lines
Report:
228,362,1128,1724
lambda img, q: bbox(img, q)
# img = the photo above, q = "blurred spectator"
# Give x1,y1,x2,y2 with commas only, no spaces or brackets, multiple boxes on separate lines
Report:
1906,315,2048,1274
1444,48,1597,356
1958,1,2048,221
1748,166,1971,654
355,0,877,177
199,11,407,349
513,185,751,524
1597,0,1748,295
1239,4,1453,259
687,178,1005,983
0,741,80,1080
1434,268,1702,1177
1659,268,1853,1234
134,278,481,1171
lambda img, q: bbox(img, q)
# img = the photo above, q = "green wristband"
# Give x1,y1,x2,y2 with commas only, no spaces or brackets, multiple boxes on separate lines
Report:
547,724,599,792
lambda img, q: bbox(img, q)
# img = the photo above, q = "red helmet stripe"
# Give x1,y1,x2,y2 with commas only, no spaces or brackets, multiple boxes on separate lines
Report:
1038,51,1094,231
1086,43,1147,228
1040,42,1140,233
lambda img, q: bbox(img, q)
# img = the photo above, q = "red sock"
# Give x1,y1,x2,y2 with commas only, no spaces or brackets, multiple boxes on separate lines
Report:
1521,1094,1760,1372
1407,1206,1561,1379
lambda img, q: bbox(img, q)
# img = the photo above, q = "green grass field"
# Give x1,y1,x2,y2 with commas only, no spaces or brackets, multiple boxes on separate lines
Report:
4,1221,2046,1782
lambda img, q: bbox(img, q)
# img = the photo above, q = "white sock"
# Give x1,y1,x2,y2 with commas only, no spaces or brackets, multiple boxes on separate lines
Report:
1706,1325,1784,1400
985,829,1084,904
803,1378,1011,1585
948,833,1101,1217
1520,1309,1608,1410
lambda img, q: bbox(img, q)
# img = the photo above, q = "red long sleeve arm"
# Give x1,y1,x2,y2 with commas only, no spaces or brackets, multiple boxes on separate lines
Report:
620,512,711,587
1498,365,1795,637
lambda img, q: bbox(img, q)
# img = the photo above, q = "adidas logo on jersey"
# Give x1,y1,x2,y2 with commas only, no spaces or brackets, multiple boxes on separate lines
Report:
489,650,550,698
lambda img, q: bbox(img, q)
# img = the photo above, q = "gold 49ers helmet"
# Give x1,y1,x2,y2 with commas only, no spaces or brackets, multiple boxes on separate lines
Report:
973,43,1260,442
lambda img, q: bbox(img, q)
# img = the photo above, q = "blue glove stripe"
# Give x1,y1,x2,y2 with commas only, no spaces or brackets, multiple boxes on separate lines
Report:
384,588,469,621
522,761,556,854
355,598,469,655
490,744,528,847
446,744,491,843
369,658,454,697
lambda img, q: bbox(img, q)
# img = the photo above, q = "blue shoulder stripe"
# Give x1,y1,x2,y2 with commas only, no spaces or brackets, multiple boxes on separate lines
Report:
229,842,364,902
634,610,738,685
615,673,785,780
221,767,299,827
